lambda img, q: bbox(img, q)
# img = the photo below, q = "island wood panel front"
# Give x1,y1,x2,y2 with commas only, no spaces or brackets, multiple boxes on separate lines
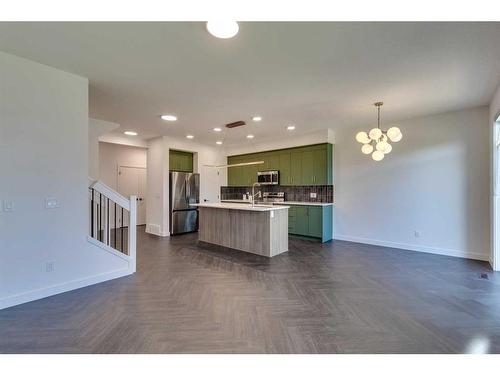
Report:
198,207,288,257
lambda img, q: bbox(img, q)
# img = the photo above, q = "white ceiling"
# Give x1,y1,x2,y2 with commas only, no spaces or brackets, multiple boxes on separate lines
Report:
1,22,500,146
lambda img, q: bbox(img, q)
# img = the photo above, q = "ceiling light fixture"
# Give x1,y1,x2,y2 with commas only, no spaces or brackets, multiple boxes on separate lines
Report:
286,125,296,130
216,141,223,145
355,102,402,162
160,114,177,122
186,135,194,139
252,116,262,122
206,21,239,39
246,134,254,139
213,127,222,132
124,131,138,136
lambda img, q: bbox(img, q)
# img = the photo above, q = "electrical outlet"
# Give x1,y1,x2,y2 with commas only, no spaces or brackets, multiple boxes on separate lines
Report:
414,231,421,238
3,200,13,212
45,197,59,209
310,192,317,198
45,261,55,273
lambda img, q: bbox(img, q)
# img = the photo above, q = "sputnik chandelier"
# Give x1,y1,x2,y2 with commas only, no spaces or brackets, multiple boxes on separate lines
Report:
356,102,402,161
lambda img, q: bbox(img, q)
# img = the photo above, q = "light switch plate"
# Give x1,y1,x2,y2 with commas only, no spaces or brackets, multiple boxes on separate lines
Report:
45,198,59,209
3,200,14,212
310,192,317,198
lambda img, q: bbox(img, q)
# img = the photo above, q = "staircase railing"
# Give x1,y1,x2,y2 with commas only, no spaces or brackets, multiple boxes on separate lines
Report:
88,180,136,271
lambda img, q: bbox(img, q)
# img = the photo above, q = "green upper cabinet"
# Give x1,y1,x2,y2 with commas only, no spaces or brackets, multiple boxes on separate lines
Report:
169,150,193,172
227,143,333,186
290,151,302,186
300,150,315,185
278,153,291,185
313,148,327,185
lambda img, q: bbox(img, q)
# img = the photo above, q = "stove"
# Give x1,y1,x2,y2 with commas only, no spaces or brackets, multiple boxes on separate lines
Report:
262,192,285,203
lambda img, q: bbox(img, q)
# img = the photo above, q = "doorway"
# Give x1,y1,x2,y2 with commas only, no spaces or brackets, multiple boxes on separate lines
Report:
118,166,147,225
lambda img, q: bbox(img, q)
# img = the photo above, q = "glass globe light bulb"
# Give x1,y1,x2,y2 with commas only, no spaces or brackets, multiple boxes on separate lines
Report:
369,128,382,140
376,140,389,152
361,144,373,154
355,131,370,144
372,150,385,161
387,127,401,141
390,132,403,142
383,143,392,154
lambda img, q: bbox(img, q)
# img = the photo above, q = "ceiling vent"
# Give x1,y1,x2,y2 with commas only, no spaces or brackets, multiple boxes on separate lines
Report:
225,120,246,129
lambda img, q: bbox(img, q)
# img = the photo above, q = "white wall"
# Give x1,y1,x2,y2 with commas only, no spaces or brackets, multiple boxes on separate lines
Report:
146,136,226,236
88,118,120,179
489,84,500,270
334,106,490,261
0,51,130,310
99,142,147,190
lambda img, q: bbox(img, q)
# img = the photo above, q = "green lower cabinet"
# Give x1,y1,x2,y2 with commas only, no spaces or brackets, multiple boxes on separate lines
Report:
287,205,333,243
294,206,309,236
307,206,323,238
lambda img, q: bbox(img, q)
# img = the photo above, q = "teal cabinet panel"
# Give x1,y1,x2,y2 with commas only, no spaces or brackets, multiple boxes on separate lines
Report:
286,204,333,242
294,206,309,236
308,206,323,238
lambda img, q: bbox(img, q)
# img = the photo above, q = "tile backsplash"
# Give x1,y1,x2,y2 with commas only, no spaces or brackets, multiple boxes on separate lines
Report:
220,185,334,203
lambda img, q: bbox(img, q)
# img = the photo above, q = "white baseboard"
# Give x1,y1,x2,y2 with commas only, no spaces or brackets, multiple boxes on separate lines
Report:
146,224,169,237
334,234,490,261
0,268,132,311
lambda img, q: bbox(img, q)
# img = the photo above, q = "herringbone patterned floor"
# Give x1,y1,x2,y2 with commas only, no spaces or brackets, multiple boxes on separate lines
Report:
1,227,499,353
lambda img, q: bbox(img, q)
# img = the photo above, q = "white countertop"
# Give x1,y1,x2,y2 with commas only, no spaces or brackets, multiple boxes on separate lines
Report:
191,202,290,212
221,199,334,207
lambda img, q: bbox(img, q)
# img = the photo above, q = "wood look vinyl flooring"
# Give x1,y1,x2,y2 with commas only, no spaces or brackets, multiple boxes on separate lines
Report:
1,226,499,354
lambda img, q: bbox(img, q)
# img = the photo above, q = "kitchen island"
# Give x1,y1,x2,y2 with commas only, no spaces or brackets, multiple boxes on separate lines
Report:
191,202,289,257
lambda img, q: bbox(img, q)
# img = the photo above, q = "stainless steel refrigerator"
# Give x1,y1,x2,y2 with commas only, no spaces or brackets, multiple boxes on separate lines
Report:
169,171,200,235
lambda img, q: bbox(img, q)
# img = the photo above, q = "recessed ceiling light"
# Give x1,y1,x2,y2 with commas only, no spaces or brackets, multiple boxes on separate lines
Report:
216,141,223,145
213,127,222,132
286,125,296,131
124,131,138,136
252,116,262,122
206,21,239,39
186,135,194,139
160,114,177,122
247,134,254,139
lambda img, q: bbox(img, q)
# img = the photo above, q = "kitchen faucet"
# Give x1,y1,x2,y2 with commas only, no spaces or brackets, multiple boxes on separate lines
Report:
252,182,261,207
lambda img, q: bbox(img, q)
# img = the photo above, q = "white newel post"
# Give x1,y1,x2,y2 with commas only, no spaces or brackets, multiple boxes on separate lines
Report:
129,195,137,273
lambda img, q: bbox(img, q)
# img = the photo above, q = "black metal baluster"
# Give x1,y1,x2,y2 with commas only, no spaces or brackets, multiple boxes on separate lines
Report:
114,202,117,250
91,189,94,238
121,207,124,253
107,197,110,246
99,193,102,241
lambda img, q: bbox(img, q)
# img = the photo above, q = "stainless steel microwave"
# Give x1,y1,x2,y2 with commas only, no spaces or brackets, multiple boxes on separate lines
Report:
257,170,279,185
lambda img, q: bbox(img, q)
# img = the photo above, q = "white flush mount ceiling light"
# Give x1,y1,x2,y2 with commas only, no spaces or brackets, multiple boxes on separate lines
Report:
160,114,177,122
286,125,296,131
252,116,262,122
186,135,194,139
124,131,138,136
206,21,239,39
355,102,403,162
213,127,222,132
246,134,254,139
216,141,223,145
